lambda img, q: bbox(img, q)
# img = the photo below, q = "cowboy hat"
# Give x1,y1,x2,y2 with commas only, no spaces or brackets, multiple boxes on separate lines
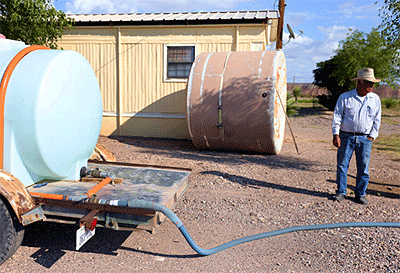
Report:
351,68,381,82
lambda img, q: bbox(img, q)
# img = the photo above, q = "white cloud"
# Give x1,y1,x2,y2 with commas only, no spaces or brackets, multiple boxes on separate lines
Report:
318,25,350,41
64,0,138,14
286,10,328,26
64,0,248,14
282,25,353,82
334,2,380,22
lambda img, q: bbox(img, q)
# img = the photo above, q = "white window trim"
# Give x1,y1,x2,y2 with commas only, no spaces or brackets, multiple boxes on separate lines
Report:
163,43,198,83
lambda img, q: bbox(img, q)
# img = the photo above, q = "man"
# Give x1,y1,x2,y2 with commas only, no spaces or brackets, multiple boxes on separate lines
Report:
332,68,381,205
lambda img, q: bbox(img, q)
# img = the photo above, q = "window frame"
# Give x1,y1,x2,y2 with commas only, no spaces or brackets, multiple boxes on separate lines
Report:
163,43,197,83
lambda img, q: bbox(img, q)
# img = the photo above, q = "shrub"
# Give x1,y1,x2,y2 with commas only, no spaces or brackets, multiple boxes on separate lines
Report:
286,94,299,116
292,86,302,102
381,98,399,108
317,94,339,111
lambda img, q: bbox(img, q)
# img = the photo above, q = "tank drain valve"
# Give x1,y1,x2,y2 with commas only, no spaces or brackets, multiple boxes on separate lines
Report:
80,167,116,185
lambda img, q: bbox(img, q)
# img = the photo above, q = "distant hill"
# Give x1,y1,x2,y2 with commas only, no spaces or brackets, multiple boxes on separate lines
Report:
288,83,400,98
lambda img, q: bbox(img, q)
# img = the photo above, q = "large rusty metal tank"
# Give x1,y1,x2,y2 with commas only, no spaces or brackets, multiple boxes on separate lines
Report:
187,50,287,154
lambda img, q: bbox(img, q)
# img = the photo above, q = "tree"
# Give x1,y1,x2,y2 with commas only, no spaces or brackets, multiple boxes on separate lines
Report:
291,86,302,102
313,28,400,110
379,0,400,47
0,0,74,49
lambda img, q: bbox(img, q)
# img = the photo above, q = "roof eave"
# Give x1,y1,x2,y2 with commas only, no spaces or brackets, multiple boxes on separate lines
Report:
72,18,274,27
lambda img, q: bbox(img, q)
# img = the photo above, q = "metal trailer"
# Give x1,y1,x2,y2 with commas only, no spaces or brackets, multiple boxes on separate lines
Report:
0,160,191,264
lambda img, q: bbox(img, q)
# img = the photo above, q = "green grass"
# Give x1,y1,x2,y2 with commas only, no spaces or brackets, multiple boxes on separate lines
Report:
374,133,400,161
296,98,315,103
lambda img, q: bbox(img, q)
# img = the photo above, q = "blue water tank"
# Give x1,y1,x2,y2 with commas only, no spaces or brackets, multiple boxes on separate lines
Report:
0,39,103,186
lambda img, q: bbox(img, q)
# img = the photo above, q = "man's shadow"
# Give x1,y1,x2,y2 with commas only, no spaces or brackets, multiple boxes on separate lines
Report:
327,174,399,200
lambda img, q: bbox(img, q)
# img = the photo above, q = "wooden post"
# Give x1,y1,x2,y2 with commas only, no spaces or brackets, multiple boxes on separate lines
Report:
276,0,286,50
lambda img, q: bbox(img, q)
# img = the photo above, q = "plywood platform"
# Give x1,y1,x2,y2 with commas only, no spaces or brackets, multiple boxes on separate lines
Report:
27,162,190,232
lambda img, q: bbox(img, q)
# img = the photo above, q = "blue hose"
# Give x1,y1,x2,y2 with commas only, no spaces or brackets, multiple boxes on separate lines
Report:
178,222,400,256
102,198,400,256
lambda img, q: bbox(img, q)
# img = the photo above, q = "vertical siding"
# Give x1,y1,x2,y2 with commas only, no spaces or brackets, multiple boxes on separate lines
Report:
75,42,117,113
57,24,268,138
199,43,235,53
58,29,117,113
121,42,188,114
119,26,239,115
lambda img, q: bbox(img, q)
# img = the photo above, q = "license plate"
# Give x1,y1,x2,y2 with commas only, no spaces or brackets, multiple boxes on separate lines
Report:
76,225,95,250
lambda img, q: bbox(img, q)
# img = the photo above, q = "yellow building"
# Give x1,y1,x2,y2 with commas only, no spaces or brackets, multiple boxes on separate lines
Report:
58,11,280,139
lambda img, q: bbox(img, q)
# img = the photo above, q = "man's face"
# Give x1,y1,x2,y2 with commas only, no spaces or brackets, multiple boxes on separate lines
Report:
357,80,374,95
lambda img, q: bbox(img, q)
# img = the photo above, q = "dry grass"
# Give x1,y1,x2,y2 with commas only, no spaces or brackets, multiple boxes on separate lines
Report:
374,133,400,161
376,105,400,161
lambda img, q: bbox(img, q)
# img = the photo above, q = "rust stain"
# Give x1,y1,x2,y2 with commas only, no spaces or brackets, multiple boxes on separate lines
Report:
273,60,287,153
0,170,35,219
20,206,45,226
90,143,116,162
188,50,287,154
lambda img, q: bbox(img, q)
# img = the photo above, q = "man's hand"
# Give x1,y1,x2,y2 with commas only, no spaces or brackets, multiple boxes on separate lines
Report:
333,134,340,148
367,136,374,141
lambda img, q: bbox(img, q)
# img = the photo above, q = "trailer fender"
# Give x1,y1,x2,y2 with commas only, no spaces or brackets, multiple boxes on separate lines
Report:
0,170,35,221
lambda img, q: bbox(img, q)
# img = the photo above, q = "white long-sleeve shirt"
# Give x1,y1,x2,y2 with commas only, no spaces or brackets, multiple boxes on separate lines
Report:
332,89,381,139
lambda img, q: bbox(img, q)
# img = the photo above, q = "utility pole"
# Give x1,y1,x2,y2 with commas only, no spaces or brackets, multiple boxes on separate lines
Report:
276,0,286,50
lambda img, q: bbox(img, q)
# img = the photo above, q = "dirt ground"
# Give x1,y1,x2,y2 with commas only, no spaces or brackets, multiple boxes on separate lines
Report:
2,106,400,273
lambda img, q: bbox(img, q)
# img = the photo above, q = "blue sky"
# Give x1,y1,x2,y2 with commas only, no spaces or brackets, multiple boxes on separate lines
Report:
51,0,383,83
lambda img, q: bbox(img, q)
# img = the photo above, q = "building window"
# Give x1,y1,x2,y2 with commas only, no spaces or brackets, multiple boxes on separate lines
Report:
164,44,196,82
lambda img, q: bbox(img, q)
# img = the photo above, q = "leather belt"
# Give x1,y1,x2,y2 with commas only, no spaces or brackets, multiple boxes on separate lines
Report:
340,130,367,136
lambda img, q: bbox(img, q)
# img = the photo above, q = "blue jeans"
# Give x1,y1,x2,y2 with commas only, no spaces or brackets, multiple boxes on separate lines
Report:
336,131,372,196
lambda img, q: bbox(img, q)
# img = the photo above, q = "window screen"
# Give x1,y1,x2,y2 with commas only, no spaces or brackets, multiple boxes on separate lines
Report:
167,46,195,79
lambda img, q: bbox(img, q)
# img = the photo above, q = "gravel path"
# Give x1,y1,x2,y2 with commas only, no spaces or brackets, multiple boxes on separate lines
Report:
2,106,400,272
